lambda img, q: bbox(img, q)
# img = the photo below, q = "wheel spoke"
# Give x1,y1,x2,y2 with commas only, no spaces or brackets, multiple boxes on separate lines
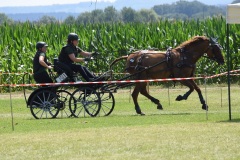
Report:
29,90,60,119
69,87,101,118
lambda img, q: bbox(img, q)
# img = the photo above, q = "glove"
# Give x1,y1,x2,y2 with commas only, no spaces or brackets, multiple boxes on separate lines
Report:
92,51,100,56
84,57,91,62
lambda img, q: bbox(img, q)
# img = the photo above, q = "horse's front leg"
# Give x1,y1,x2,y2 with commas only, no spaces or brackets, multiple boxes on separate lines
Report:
177,80,208,110
194,84,208,110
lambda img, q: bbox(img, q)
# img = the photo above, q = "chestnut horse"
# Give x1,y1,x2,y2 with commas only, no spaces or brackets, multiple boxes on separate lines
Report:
111,36,224,115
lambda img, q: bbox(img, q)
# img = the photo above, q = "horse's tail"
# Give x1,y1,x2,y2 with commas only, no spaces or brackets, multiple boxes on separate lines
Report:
110,55,128,69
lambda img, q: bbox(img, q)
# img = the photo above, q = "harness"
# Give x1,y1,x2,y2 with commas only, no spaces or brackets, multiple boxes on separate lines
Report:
135,53,147,71
132,48,195,71
175,48,196,68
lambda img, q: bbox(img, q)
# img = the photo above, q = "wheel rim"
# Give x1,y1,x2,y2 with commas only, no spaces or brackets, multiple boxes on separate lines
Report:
69,87,101,118
98,92,115,116
29,90,60,119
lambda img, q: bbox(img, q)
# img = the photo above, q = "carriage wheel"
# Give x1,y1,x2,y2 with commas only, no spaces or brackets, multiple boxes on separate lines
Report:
56,90,73,118
69,87,101,118
98,92,115,116
29,90,60,119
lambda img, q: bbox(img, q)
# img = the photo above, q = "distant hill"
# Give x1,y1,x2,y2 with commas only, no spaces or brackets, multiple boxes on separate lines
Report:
1,0,165,14
1,0,164,21
0,0,228,21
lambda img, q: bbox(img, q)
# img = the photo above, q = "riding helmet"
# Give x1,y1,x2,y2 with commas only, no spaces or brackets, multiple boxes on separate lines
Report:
67,33,79,41
36,41,48,50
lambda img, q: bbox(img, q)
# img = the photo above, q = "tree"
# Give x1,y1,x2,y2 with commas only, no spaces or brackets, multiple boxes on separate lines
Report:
77,10,105,24
121,7,138,23
76,12,92,24
164,13,188,20
152,0,224,20
104,6,120,22
64,16,76,24
138,9,159,22
38,15,58,24
91,9,105,23
174,0,206,17
0,13,13,24
232,0,240,3
152,4,172,15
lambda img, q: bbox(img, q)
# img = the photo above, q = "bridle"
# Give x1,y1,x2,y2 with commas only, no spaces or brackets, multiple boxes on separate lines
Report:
203,37,223,64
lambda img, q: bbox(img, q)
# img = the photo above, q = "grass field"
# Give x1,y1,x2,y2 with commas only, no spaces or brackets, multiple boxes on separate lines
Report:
1,85,240,160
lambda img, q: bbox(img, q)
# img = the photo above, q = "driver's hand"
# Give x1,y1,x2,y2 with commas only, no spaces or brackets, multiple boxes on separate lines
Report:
84,57,91,61
92,51,100,56
48,66,53,69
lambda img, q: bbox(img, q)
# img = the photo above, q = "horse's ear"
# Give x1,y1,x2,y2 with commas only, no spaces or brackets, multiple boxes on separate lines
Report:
210,37,218,45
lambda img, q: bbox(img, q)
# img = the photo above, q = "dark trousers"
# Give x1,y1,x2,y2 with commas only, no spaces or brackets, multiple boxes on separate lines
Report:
33,70,57,92
33,71,53,83
66,63,96,81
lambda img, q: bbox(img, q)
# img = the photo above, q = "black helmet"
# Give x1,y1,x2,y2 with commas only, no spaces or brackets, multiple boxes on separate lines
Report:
68,33,79,41
36,41,48,50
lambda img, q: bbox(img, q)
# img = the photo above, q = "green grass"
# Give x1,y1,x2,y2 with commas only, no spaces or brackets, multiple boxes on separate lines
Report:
1,85,240,160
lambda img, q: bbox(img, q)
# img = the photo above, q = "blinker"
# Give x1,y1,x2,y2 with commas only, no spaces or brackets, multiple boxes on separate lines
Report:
130,58,135,63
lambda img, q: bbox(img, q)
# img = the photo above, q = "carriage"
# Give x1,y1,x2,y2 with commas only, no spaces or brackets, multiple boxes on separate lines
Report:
24,36,224,119
23,56,116,119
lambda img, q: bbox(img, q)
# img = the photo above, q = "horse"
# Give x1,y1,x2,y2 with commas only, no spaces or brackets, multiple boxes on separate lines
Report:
110,36,224,115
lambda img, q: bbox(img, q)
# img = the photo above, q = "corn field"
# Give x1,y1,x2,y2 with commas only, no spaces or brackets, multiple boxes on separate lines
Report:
0,17,240,92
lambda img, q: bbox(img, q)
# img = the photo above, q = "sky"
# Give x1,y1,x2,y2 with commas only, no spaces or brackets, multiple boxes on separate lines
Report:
0,0,234,7
0,0,115,7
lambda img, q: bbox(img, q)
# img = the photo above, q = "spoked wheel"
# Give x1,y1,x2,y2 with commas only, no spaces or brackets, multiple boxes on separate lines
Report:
98,92,115,116
56,90,73,118
29,90,60,119
69,87,101,118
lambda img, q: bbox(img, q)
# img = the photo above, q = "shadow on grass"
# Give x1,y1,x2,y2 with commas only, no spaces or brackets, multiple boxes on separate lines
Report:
131,112,191,117
218,119,240,123
25,112,192,120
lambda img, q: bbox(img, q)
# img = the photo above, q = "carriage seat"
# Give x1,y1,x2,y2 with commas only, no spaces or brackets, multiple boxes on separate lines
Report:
53,58,78,82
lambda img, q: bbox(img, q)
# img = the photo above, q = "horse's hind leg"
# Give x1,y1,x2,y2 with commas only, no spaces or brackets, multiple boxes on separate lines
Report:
132,84,145,115
139,83,163,110
176,80,194,101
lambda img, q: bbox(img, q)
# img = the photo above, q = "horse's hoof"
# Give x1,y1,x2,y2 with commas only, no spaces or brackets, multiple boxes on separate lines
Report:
176,95,183,101
136,109,142,115
202,104,208,111
157,104,163,110
136,111,145,115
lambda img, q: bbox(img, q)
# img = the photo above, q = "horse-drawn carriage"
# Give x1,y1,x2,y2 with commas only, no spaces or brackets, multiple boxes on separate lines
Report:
23,55,115,119
24,36,224,119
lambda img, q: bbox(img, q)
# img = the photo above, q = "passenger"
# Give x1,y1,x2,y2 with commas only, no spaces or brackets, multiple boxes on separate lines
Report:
33,41,53,83
58,33,104,82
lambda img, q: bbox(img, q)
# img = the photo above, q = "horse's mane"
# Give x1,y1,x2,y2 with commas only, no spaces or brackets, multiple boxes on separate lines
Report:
175,36,209,49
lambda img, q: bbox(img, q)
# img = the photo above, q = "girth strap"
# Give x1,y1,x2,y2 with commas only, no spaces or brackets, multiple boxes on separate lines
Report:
135,53,147,71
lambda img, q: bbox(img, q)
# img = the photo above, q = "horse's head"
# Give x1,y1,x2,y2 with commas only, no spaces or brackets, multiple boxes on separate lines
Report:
205,37,224,65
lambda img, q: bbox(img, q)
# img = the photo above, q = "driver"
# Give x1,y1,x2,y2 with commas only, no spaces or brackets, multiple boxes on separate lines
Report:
58,33,104,82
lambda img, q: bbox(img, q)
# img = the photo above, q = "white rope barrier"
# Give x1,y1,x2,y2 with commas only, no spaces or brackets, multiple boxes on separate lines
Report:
0,69,240,87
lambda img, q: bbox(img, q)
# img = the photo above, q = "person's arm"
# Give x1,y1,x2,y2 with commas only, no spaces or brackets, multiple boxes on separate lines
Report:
80,51,92,57
68,53,85,63
39,56,52,69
